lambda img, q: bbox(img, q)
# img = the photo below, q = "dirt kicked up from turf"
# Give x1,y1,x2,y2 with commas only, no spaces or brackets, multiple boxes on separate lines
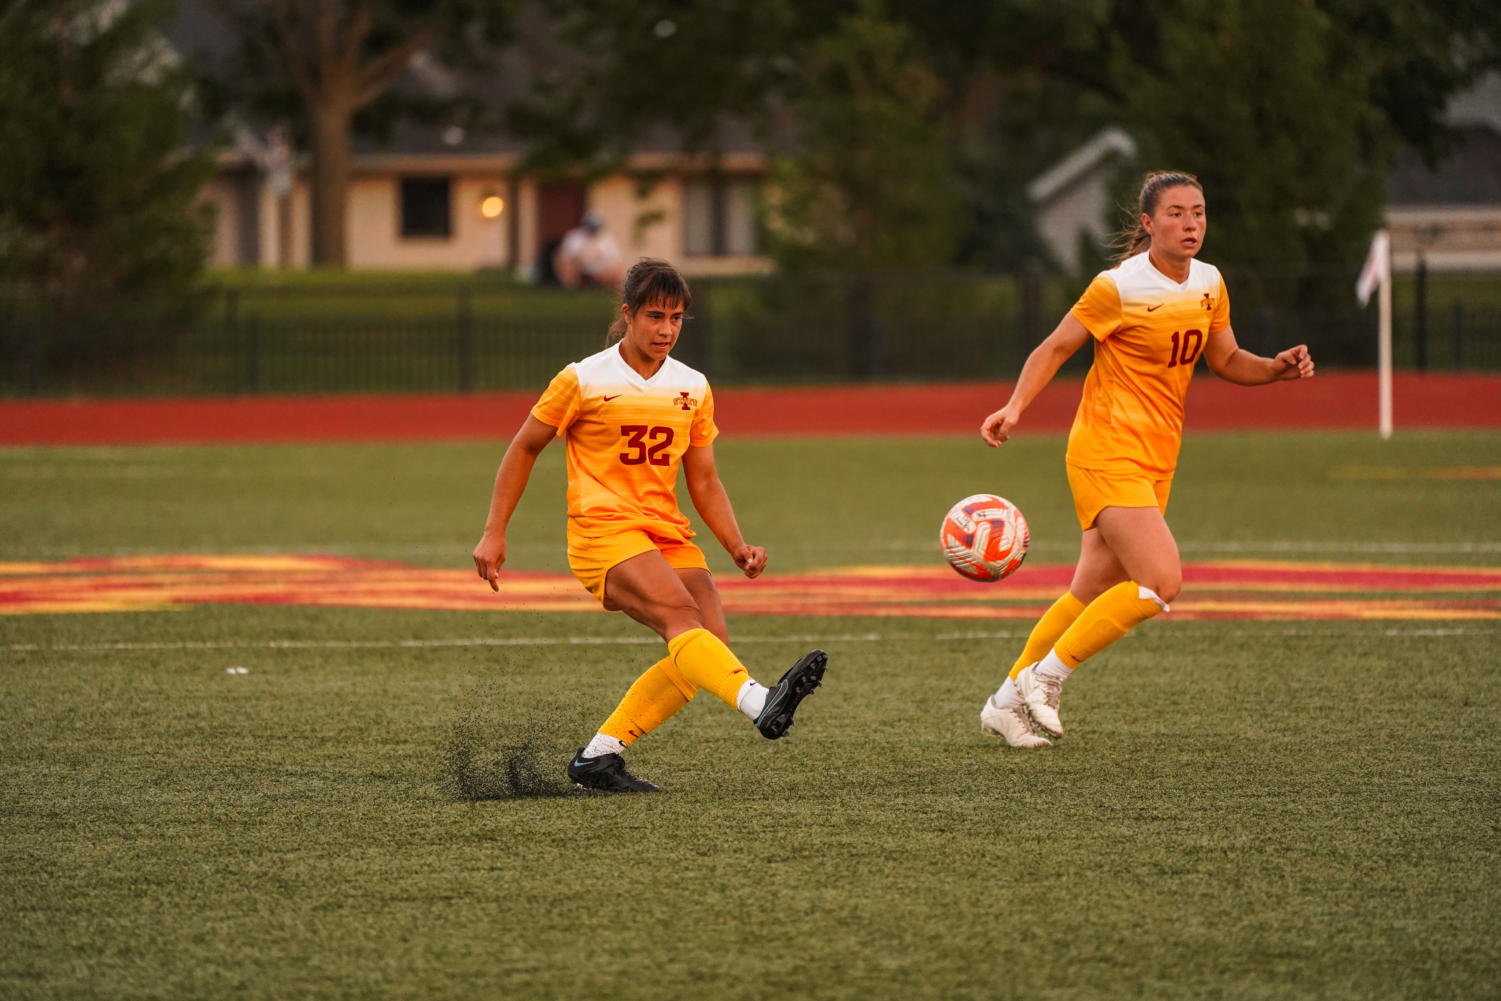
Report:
2,371,1499,445
3,554,1498,621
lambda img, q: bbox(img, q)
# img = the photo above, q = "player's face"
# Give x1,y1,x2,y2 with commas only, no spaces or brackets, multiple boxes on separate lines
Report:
621,297,685,367
1144,185,1207,261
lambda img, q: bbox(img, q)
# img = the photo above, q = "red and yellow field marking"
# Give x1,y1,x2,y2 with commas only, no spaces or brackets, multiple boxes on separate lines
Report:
1331,466,1501,481
2,555,1499,620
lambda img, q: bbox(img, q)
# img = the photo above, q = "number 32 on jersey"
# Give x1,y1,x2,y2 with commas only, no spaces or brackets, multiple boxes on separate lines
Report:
619,425,674,465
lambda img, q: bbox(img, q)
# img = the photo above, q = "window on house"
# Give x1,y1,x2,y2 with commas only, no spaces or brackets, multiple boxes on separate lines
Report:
400,177,452,238
683,176,760,256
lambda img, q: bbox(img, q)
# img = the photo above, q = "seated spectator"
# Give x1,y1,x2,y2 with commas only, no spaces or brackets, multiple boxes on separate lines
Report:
553,212,624,288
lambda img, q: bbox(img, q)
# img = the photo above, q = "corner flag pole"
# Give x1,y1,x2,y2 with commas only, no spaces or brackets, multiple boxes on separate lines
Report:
1378,258,1392,439
1356,230,1393,439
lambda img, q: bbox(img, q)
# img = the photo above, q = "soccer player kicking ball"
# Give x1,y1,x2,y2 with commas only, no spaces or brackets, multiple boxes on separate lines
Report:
473,258,827,791
978,171,1314,748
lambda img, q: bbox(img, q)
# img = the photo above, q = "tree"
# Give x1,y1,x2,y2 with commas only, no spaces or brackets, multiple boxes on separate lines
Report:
522,0,1111,271
1096,0,1498,281
762,5,961,271
1318,0,1501,164
1103,0,1389,275
198,0,518,266
517,0,810,172
0,0,216,294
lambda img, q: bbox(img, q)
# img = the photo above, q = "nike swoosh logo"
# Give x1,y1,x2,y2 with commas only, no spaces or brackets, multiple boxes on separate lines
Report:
602,394,622,401
1146,304,1164,312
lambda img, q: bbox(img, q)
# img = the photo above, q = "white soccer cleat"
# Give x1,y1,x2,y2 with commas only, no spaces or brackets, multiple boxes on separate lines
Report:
980,695,1052,749
1015,665,1064,739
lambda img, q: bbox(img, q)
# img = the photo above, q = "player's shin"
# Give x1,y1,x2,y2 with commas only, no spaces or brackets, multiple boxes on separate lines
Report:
666,628,751,708
592,658,697,754
1054,581,1170,670
1007,591,1087,680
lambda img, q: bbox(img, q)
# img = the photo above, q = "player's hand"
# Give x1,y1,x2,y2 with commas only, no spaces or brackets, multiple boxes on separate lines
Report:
473,534,507,591
1273,344,1315,380
733,544,767,579
981,405,1020,447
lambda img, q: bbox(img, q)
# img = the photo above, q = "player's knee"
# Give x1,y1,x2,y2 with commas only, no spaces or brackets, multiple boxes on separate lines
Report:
1144,575,1180,606
658,597,704,635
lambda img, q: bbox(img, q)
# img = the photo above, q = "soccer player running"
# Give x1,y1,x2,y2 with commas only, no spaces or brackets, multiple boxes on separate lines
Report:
473,258,827,791
978,171,1315,748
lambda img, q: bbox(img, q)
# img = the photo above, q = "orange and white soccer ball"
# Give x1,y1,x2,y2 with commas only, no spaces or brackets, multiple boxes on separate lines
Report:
940,493,1030,582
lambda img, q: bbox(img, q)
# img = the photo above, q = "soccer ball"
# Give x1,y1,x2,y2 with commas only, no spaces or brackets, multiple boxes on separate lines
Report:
940,494,1029,582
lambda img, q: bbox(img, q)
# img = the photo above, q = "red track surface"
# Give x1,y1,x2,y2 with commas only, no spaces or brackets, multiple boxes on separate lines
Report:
5,554,1498,620
0,371,1498,445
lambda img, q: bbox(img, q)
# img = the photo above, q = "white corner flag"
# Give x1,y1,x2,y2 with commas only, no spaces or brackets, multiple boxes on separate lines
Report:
1356,230,1393,439
1356,229,1390,307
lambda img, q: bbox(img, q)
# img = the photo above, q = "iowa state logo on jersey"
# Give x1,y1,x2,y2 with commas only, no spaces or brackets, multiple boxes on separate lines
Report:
675,391,698,411
1201,292,1215,312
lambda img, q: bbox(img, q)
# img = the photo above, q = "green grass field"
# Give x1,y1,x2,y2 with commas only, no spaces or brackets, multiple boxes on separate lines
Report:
3,431,1500,1000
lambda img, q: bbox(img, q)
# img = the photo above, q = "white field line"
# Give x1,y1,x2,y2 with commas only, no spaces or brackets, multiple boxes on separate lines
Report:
4,624,1490,654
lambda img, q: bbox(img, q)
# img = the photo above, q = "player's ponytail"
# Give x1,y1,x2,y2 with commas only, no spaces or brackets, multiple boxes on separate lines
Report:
1112,170,1202,262
607,259,693,343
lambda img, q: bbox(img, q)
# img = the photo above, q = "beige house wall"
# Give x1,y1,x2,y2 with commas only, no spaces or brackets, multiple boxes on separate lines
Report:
1386,206,1501,271
590,174,676,264
203,175,241,267
514,179,539,276
205,154,774,276
203,171,310,270
346,174,511,270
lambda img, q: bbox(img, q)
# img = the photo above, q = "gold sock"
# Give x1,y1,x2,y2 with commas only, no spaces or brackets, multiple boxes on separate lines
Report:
666,628,751,708
599,657,696,746
1054,581,1169,669
1009,591,1087,680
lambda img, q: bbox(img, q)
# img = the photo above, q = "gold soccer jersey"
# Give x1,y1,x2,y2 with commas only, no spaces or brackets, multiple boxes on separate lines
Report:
1065,252,1231,475
531,344,719,542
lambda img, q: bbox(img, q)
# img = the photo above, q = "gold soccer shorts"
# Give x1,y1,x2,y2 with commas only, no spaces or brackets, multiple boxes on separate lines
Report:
1066,464,1173,531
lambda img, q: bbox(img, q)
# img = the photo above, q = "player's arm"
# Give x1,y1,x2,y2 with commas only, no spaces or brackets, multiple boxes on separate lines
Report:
682,441,766,579
1204,326,1315,385
473,415,557,591
981,312,1092,446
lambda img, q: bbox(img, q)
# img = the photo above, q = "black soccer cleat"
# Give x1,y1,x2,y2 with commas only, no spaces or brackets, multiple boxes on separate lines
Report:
754,649,828,740
566,749,660,793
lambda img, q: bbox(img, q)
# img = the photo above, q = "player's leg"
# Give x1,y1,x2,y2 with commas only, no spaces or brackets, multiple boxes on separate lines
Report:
1004,531,1126,682
589,550,823,741
1018,505,1178,737
1051,502,1179,674
675,565,826,740
593,656,696,748
567,543,698,792
985,528,1127,745
604,552,756,707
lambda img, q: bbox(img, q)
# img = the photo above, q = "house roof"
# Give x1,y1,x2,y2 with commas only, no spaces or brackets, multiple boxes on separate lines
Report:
1387,125,1501,206
1445,71,1501,133
1025,127,1136,205
1385,71,1501,207
1021,77,1501,211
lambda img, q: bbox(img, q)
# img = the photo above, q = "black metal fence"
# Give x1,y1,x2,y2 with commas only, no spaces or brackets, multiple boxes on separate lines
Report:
1,269,1497,398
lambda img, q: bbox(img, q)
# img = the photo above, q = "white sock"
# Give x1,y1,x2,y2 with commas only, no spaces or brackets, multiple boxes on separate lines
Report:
992,676,1021,705
1035,650,1073,683
735,679,768,720
582,732,627,759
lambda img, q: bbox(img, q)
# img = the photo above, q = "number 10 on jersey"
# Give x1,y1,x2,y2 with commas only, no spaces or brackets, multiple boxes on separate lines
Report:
1168,329,1204,368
